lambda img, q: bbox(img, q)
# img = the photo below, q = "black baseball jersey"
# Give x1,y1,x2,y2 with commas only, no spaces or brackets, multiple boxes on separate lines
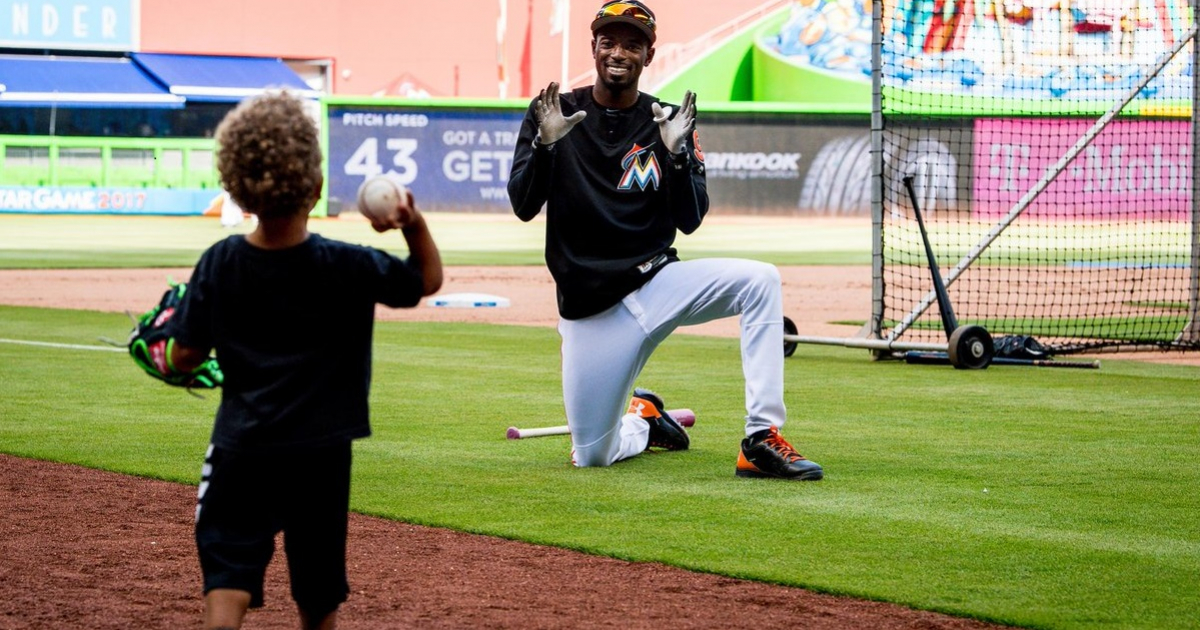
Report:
508,87,709,319
167,234,426,454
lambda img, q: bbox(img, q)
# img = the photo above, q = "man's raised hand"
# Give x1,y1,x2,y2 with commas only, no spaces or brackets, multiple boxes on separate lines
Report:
534,82,587,146
651,90,696,156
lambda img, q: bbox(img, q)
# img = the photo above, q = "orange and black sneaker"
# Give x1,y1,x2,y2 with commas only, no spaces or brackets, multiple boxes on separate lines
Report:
736,427,823,480
628,388,690,451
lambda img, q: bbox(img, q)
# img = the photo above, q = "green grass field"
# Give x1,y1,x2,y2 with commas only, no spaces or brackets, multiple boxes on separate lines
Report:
1,214,1198,629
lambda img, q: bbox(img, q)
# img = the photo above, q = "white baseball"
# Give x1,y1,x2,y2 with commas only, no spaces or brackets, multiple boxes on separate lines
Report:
356,173,411,224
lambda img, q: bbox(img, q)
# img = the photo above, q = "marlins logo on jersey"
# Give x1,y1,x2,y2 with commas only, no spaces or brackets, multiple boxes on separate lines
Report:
618,143,661,191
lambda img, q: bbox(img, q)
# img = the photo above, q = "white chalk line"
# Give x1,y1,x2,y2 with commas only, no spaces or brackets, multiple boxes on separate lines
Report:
0,338,125,353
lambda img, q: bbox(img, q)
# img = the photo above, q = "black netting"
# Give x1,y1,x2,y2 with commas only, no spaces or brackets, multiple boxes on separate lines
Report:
875,0,1200,354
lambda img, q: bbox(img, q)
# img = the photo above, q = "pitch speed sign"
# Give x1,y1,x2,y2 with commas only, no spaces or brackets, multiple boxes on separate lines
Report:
326,107,524,214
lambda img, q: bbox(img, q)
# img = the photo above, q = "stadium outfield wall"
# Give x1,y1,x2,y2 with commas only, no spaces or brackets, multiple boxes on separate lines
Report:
10,91,1191,220
321,96,871,218
0,135,224,216
0,100,874,218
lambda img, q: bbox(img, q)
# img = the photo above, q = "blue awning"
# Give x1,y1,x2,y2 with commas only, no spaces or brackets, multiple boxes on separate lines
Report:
132,53,319,102
0,55,183,108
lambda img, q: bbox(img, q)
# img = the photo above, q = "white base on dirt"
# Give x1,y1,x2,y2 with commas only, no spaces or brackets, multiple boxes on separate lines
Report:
429,292,511,308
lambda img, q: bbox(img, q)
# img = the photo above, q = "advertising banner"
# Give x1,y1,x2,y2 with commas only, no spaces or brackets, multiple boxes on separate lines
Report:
0,0,138,51
973,119,1193,219
327,105,874,216
882,122,976,216
700,116,870,215
326,106,524,215
0,185,214,215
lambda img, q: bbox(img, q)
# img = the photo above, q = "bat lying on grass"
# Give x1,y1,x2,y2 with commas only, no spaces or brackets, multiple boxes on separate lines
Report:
904,351,1100,369
507,409,696,439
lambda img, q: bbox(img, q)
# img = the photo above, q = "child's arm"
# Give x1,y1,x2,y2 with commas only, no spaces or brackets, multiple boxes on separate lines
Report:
395,195,443,297
365,189,442,297
400,212,443,296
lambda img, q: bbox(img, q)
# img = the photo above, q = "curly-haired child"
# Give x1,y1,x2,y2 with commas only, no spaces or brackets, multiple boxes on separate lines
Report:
164,91,443,630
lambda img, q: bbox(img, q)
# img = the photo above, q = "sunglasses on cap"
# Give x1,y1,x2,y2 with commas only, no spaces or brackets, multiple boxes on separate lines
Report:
592,1,656,43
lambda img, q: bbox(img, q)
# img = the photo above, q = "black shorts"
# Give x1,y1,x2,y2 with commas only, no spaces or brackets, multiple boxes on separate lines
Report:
195,441,352,614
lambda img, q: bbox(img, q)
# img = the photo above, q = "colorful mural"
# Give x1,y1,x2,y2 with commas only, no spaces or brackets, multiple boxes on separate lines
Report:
765,0,1194,101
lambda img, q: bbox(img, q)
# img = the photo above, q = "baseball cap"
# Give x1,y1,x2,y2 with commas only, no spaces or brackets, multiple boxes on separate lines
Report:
591,1,657,45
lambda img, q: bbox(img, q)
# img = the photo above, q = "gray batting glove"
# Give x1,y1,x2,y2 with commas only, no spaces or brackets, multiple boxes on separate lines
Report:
534,82,586,146
651,90,696,155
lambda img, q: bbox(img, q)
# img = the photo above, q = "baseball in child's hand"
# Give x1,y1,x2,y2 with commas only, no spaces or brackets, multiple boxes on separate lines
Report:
356,174,414,231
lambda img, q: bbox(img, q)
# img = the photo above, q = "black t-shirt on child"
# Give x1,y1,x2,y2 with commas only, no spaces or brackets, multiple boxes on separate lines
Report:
168,233,425,454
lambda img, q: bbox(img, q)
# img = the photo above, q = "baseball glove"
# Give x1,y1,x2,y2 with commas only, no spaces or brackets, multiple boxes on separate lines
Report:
992,335,1048,360
128,282,223,389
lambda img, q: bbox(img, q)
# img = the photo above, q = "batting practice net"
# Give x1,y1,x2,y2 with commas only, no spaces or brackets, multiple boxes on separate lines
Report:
870,0,1200,355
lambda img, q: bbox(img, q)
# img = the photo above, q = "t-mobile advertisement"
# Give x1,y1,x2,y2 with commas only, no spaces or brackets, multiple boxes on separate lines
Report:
973,119,1193,220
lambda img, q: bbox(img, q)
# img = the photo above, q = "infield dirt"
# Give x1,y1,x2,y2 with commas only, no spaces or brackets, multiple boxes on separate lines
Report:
0,453,1014,630
0,265,869,340
1,264,1194,364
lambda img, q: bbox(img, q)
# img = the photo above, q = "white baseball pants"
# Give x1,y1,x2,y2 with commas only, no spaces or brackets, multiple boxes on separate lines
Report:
559,258,787,467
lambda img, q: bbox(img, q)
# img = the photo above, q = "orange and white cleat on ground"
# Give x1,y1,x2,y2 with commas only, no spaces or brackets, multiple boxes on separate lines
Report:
736,427,823,480
628,388,690,451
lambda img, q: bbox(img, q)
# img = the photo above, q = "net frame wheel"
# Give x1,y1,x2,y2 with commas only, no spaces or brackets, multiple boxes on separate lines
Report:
783,315,798,358
948,325,994,370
